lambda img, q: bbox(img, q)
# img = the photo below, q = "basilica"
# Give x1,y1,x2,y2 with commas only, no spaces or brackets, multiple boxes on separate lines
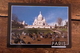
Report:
25,12,54,28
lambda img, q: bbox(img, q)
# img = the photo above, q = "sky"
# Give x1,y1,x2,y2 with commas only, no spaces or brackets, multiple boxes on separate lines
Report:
11,5,69,26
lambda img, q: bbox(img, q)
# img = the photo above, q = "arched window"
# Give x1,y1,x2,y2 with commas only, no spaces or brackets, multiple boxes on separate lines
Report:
43,23,45,25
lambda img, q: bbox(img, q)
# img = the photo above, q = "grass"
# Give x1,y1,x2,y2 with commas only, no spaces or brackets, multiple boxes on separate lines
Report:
23,28,53,34
12,28,53,34
12,28,19,30
59,28,67,32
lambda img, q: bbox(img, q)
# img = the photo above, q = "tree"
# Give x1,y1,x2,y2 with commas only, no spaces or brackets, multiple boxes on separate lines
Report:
12,14,19,22
55,24,57,28
12,14,24,28
57,18,62,26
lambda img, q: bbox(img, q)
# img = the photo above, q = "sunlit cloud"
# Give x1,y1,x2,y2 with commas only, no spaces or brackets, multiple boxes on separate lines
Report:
44,11,55,23
48,19,68,26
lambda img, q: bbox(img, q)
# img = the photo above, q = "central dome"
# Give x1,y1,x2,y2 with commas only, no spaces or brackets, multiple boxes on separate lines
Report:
38,11,43,20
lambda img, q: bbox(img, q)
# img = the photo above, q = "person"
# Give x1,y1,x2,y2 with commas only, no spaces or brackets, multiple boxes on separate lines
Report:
52,32,57,40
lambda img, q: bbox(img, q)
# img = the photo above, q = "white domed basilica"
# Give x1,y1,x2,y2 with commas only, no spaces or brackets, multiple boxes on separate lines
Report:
25,11,54,28
33,11,47,26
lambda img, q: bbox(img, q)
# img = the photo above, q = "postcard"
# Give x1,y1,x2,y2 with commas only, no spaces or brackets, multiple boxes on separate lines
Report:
8,3,71,48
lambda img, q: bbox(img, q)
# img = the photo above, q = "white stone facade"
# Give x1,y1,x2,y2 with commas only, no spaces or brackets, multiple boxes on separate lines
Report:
25,12,54,28
25,25,52,28
33,11,47,26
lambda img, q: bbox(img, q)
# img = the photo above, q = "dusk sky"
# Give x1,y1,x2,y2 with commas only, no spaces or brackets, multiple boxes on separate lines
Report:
11,5,68,26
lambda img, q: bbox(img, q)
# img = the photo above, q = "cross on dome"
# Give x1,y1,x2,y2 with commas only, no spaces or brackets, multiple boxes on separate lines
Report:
40,11,41,14
38,11,43,19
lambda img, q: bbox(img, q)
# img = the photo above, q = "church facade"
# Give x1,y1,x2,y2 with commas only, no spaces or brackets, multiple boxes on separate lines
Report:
25,12,54,28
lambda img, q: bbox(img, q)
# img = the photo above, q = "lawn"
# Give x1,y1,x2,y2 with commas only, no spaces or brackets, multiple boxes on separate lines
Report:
12,28,53,34
59,28,67,32
23,28,53,34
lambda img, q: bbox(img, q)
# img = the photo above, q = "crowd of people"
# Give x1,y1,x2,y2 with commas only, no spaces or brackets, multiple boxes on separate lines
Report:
11,31,67,44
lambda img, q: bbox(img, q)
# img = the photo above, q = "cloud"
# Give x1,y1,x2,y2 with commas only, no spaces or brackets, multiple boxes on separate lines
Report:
48,22,53,26
48,22,58,26
44,12,55,23
43,11,68,26
48,19,68,26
